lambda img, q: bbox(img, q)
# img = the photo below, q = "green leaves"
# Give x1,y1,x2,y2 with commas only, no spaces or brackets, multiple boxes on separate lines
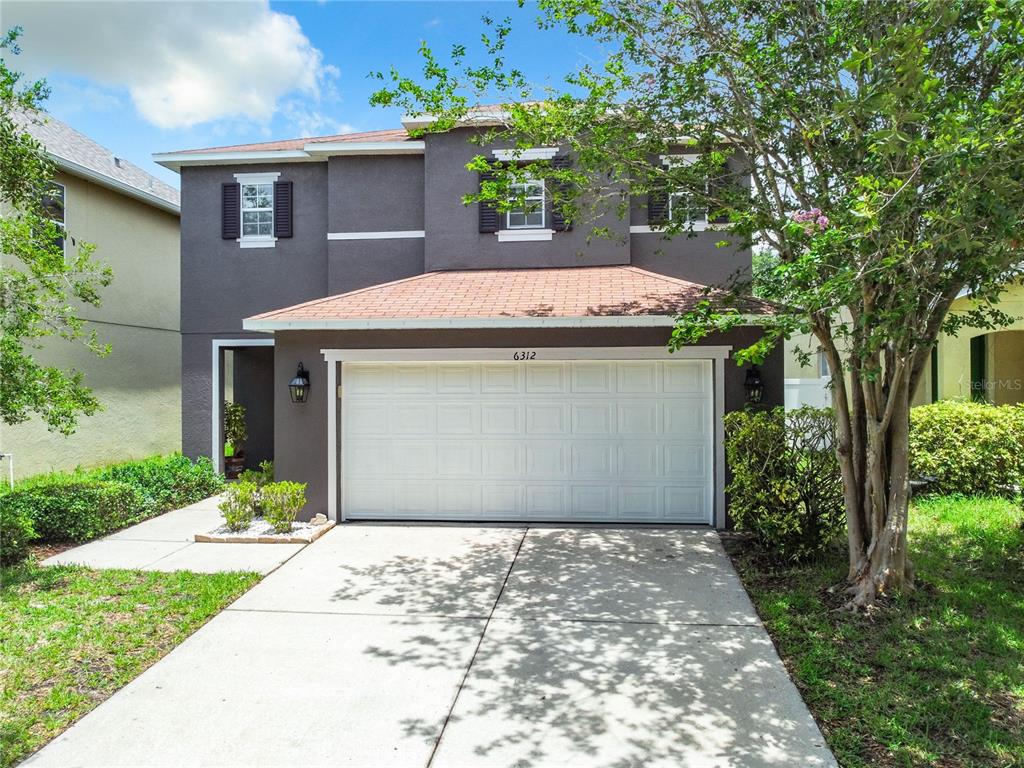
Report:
1,30,111,435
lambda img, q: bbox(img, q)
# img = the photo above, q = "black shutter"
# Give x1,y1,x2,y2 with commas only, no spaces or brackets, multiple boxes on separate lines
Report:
221,183,240,239
647,190,668,225
707,169,731,225
478,169,499,233
550,155,573,232
273,181,293,238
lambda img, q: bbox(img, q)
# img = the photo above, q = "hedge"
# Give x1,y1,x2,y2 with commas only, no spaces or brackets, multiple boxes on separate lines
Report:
0,454,224,565
909,400,1024,497
724,406,846,561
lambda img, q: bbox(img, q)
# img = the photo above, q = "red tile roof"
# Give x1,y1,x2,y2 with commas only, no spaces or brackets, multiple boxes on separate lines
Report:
172,128,413,155
245,266,764,327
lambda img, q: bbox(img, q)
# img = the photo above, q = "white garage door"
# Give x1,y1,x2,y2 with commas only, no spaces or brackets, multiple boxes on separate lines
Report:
341,359,714,524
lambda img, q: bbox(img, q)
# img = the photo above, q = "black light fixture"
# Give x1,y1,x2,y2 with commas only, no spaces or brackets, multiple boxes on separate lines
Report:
743,365,764,404
289,363,311,404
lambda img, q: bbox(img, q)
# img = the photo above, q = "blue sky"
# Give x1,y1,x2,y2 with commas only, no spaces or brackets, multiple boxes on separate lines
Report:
4,1,606,187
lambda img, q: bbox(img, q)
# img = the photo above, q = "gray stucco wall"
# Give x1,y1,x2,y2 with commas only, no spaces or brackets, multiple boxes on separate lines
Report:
423,129,630,271
180,163,329,333
272,326,782,519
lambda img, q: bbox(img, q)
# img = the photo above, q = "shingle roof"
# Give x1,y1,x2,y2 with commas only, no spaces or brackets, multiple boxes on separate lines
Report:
245,265,766,329
17,110,180,212
170,128,414,155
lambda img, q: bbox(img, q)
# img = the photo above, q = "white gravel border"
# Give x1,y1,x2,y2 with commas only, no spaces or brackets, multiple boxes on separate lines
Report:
195,519,335,544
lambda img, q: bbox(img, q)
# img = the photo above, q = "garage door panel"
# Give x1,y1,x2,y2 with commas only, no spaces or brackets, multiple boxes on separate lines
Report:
526,403,568,435
525,444,568,478
571,362,612,393
481,403,522,435
617,402,659,435
437,403,477,434
481,364,520,393
571,403,613,434
525,363,567,393
342,360,713,524
482,443,522,477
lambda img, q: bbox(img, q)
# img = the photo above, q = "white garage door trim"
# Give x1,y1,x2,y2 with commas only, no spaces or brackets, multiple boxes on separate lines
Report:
322,347,730,527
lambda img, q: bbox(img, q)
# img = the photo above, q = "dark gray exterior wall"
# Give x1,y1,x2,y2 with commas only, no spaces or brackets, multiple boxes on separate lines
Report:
423,129,630,271
273,326,782,518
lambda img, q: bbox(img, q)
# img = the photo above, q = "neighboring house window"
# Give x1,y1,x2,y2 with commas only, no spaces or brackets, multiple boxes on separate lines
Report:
818,349,831,378
41,181,66,255
506,179,546,229
241,182,274,238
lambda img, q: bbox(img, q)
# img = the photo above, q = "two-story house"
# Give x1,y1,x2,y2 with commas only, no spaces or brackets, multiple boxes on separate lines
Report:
155,110,782,528
3,113,181,478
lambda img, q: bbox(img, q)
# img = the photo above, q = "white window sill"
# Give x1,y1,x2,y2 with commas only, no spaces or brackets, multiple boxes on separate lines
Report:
237,237,278,249
630,222,728,234
496,229,554,242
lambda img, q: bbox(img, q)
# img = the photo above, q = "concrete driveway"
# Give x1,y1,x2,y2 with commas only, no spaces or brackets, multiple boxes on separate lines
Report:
26,526,836,768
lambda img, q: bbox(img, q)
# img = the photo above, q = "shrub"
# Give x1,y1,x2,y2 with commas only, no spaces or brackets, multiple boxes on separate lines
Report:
238,460,274,489
219,481,258,532
2,478,150,543
0,501,37,566
910,400,1024,497
261,481,307,534
725,406,845,561
94,454,223,512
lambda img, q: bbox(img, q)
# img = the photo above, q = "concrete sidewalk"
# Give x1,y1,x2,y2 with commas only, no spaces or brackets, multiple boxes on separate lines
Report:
28,525,837,768
42,495,305,574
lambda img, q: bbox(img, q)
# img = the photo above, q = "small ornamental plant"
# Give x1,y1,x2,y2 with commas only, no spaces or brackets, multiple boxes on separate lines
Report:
261,481,307,534
219,481,258,532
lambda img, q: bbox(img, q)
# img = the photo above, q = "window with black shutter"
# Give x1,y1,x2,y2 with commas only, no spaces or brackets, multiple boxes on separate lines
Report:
273,181,293,238
478,169,499,233
550,155,573,232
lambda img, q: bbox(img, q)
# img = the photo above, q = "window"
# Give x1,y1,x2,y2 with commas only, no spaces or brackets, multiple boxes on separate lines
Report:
817,349,830,378
241,182,274,238
668,191,707,228
506,179,546,229
40,182,66,255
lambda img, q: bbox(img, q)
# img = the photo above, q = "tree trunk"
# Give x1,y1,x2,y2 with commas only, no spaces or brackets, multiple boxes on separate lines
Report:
832,364,914,609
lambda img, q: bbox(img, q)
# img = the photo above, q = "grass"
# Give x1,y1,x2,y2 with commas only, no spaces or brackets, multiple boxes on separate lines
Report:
731,496,1024,768
0,564,260,768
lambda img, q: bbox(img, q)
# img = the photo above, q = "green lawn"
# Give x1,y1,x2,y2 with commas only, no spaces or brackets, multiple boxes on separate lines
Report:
731,496,1024,767
0,565,260,768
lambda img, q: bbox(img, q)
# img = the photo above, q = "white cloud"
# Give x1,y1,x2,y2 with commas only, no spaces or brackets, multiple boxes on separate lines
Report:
4,1,336,130
280,100,354,138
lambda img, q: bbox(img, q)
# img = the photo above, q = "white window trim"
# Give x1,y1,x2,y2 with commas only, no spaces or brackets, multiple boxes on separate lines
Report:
235,172,279,247
492,146,559,161
496,229,554,242
320,345,731,527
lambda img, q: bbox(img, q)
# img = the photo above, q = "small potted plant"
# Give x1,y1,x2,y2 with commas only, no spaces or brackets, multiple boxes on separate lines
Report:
223,402,248,479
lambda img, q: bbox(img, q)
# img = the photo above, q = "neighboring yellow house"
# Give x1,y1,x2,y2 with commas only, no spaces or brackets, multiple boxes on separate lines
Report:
785,281,1024,408
1,113,181,479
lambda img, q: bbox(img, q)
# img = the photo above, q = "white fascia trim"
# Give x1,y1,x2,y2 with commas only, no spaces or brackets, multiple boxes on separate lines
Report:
304,141,424,156
321,345,732,363
152,150,312,171
401,111,509,131
51,154,180,215
327,230,425,241
234,171,280,183
245,315,679,332
210,338,275,473
497,229,554,242
492,147,559,161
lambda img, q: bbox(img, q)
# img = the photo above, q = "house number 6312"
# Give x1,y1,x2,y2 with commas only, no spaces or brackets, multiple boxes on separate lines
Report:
513,351,537,361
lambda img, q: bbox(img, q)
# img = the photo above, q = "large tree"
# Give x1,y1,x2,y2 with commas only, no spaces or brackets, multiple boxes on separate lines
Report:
373,0,1024,606
1,28,111,435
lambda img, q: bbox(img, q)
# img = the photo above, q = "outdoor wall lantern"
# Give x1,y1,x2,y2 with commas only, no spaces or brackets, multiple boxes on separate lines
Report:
289,363,311,404
744,365,764,404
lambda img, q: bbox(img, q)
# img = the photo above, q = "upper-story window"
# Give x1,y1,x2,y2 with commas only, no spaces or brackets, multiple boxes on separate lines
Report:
506,179,546,230
668,190,707,228
40,181,66,256
230,172,282,248
241,182,273,237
